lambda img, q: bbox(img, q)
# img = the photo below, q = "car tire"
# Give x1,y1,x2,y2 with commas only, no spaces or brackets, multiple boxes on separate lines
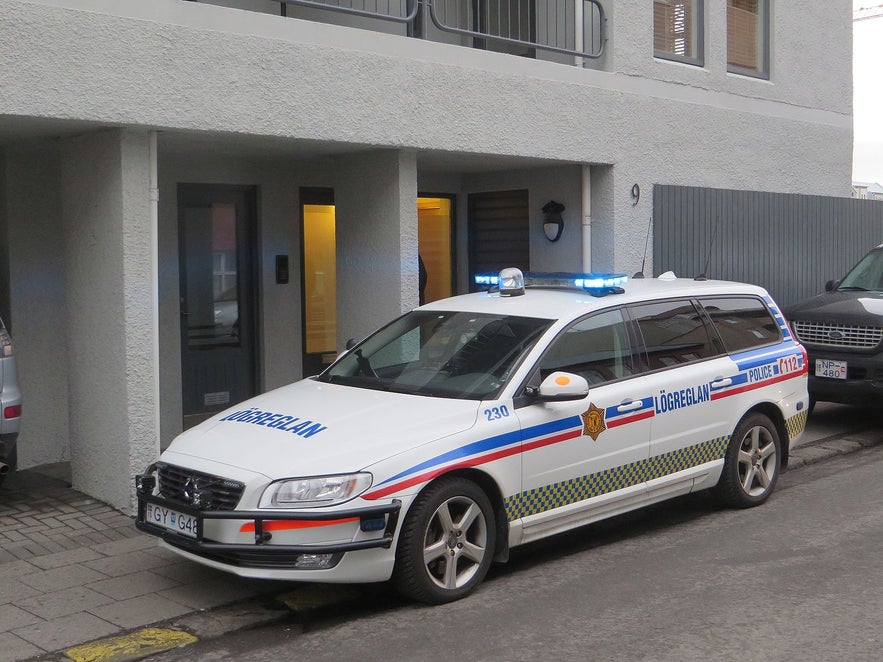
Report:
393,476,496,604
715,412,781,508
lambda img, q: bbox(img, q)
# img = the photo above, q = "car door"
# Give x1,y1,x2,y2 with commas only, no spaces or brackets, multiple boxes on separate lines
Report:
513,308,653,542
627,298,734,497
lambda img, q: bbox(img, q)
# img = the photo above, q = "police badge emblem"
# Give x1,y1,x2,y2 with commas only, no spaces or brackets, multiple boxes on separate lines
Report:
581,403,606,441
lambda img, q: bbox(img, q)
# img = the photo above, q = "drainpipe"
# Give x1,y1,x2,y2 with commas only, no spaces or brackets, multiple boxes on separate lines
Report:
574,2,584,67
149,131,161,452
581,165,592,272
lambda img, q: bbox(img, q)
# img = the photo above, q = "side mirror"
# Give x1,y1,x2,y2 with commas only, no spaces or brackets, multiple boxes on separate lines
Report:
824,280,838,292
536,371,589,402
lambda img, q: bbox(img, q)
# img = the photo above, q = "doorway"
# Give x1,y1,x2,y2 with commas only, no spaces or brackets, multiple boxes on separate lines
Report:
299,191,455,377
468,189,530,289
300,188,337,378
178,184,258,429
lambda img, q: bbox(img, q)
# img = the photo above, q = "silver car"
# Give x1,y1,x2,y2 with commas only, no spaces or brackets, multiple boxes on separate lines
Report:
0,316,21,487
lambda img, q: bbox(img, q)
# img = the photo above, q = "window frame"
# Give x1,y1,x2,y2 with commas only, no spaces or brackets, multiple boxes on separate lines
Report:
726,0,770,80
653,0,705,67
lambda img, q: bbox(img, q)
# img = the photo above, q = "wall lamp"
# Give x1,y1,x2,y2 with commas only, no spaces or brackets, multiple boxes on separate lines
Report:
542,200,565,242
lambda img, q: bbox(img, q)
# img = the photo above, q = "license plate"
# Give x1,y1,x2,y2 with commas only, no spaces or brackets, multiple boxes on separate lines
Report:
815,359,847,379
144,502,200,539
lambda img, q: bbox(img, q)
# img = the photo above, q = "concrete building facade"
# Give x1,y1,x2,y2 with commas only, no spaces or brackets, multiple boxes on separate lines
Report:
0,0,852,511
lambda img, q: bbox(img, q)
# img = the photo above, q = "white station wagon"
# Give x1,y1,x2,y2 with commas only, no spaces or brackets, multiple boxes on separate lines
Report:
136,269,809,603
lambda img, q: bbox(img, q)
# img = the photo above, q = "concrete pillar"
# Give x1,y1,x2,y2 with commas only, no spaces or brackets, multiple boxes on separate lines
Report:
60,129,159,513
334,150,418,346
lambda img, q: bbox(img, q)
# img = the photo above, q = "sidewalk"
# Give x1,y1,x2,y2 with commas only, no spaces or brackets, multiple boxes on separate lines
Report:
1,406,881,661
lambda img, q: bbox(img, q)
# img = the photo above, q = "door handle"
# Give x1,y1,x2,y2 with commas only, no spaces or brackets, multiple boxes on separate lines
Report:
710,377,732,389
617,400,643,413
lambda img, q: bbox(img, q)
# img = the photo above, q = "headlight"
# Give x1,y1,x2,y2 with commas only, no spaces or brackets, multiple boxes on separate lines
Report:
259,473,373,508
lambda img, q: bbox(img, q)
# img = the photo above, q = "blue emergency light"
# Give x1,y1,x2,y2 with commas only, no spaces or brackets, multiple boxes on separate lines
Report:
473,268,628,297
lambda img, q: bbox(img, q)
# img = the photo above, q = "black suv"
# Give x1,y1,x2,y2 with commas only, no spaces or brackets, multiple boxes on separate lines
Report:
786,244,883,408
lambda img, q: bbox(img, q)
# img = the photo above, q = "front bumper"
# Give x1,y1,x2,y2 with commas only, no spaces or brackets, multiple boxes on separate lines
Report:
806,348,883,405
135,474,401,570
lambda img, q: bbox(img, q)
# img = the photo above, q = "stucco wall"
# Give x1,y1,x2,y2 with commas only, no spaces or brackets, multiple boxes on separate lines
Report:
59,129,158,511
0,1,851,246
4,143,70,471
334,150,419,345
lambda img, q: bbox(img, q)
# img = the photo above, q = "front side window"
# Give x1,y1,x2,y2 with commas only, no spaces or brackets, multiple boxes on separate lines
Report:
727,0,769,78
654,0,704,66
538,309,639,385
837,250,883,292
319,311,552,400
699,297,781,353
630,299,720,370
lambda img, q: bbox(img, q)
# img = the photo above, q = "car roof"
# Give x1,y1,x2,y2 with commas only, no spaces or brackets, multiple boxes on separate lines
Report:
419,276,771,320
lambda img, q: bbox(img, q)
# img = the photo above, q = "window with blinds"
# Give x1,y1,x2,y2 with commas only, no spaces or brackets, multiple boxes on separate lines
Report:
727,0,769,78
654,0,703,66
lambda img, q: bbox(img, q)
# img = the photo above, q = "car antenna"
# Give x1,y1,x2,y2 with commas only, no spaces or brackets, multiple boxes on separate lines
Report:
695,216,721,281
633,217,652,278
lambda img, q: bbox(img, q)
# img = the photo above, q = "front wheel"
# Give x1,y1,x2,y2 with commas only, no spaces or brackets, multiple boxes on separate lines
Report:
393,476,496,604
714,413,781,508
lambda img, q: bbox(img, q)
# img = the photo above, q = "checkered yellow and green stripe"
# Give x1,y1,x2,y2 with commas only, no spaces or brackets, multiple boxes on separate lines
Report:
786,410,808,440
504,436,730,521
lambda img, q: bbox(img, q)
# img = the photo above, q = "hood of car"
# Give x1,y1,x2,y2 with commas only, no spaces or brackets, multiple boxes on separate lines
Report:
786,291,883,325
161,379,481,479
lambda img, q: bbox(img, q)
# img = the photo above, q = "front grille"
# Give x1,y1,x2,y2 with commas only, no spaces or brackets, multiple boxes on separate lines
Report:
792,320,883,349
157,463,245,510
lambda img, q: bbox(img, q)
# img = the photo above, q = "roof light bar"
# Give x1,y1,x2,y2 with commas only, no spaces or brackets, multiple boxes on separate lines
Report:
473,269,628,295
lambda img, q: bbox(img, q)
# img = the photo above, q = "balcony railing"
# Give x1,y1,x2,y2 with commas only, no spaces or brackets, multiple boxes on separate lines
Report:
187,0,606,61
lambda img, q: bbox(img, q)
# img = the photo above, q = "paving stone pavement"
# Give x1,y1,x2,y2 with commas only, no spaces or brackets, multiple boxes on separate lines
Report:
0,464,289,661
0,405,881,661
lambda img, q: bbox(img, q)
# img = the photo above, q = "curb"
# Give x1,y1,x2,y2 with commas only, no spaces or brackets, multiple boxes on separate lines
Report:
788,426,882,468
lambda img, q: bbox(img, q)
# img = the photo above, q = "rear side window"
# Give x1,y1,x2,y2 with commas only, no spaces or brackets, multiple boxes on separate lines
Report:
699,296,781,353
629,299,720,369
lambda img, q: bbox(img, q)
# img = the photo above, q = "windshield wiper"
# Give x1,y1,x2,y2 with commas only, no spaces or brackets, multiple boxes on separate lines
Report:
326,374,390,392
837,286,870,291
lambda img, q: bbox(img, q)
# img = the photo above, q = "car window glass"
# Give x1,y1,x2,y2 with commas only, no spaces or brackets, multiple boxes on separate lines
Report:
630,299,719,369
699,297,781,353
538,309,637,385
838,249,883,291
320,311,552,400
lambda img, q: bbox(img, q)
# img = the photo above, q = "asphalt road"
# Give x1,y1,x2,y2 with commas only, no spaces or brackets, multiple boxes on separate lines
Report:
145,408,883,662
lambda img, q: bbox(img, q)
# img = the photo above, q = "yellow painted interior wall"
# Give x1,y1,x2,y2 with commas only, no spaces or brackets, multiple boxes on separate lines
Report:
417,197,452,303
303,204,337,354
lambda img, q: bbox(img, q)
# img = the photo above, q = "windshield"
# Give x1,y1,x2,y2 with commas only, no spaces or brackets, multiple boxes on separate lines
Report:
317,310,553,399
838,249,883,292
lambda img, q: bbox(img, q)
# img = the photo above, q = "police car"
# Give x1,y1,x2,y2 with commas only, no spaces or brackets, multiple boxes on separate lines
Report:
136,268,809,604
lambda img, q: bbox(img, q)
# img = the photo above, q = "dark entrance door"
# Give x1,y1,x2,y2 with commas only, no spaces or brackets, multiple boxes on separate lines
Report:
468,189,530,289
178,184,258,429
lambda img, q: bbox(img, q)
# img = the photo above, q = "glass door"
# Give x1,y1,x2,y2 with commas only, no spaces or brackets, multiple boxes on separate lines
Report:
178,185,257,429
